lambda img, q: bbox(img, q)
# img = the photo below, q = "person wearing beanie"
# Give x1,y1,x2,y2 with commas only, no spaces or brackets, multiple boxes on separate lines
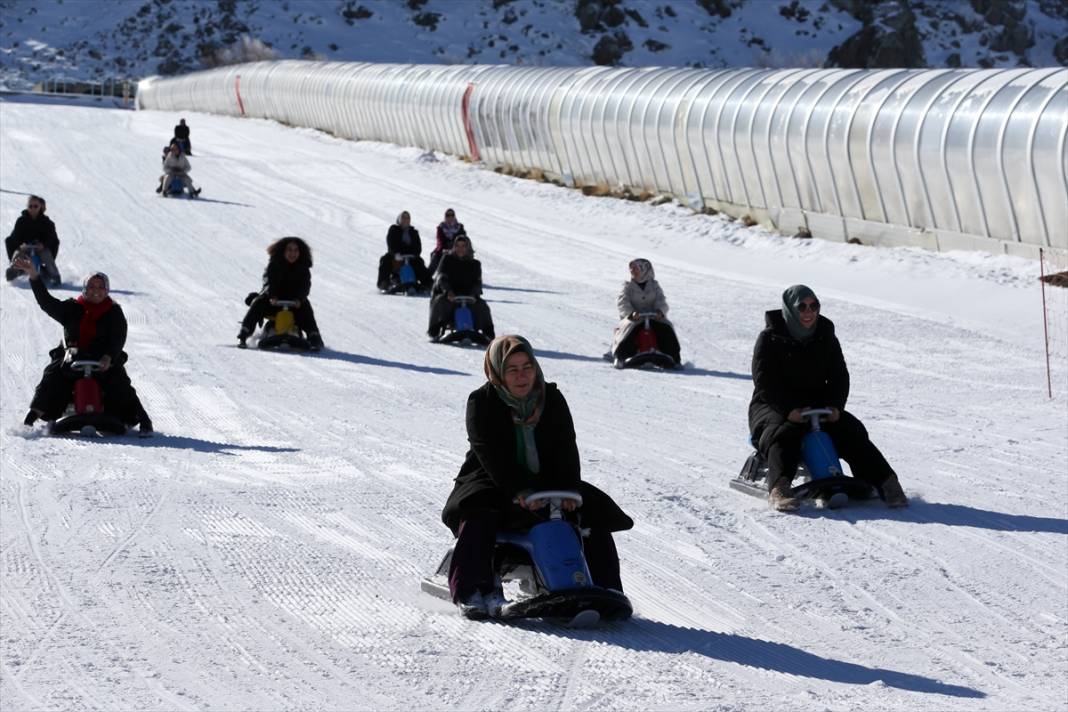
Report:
426,235,494,341
440,335,633,619
11,257,153,435
611,258,681,366
748,285,907,511
376,211,432,291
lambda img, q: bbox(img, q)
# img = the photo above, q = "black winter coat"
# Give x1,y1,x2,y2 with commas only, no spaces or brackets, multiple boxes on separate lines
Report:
173,123,190,140
442,382,633,534
31,277,128,364
265,260,311,300
748,310,849,438
8,211,60,257
436,254,482,296
386,225,422,257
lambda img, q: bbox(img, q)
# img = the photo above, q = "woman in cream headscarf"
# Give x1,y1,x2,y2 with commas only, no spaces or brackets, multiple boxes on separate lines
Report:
440,335,633,619
611,258,681,366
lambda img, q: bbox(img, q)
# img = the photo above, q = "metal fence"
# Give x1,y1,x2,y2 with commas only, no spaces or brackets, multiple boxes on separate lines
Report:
138,61,1068,258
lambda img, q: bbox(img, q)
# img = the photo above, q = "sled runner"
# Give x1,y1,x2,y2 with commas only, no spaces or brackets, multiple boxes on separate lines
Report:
730,408,876,508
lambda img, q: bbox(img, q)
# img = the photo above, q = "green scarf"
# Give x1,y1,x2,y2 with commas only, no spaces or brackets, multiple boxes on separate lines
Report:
484,335,546,474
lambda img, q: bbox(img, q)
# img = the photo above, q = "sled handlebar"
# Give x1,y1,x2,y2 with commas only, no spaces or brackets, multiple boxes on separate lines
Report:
517,490,583,520
69,359,104,376
393,253,412,262
799,408,835,431
274,299,299,309
452,295,476,305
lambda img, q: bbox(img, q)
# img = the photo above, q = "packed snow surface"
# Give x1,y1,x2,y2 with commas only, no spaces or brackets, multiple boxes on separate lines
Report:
1,96,1066,711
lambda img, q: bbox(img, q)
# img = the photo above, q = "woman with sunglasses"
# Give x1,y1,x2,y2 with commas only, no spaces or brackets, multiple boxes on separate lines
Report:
749,285,907,511
5,195,61,286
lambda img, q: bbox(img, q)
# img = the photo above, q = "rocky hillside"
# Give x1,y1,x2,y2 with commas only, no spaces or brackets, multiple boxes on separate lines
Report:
0,0,1064,90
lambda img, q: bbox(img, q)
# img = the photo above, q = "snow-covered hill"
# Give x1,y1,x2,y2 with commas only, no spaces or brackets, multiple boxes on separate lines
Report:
0,95,1065,710
1,0,1065,91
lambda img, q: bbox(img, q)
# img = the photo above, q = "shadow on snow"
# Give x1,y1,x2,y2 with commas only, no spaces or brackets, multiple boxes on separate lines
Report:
86,433,299,456
512,618,985,698
313,348,468,376
809,497,1068,534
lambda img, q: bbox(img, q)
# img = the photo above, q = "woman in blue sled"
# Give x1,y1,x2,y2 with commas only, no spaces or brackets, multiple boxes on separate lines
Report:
441,335,633,619
749,285,908,511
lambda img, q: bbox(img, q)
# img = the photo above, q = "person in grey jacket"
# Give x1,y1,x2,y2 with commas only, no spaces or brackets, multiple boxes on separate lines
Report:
156,143,201,197
611,258,681,365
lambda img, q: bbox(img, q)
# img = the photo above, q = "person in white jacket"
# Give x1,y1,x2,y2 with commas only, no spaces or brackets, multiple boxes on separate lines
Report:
156,143,201,197
611,259,681,366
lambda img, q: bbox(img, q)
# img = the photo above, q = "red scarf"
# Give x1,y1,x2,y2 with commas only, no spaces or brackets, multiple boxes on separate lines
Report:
75,296,114,349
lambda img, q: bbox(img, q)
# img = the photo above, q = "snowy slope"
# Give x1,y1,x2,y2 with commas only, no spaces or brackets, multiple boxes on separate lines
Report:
2,0,1066,91
0,96,1066,711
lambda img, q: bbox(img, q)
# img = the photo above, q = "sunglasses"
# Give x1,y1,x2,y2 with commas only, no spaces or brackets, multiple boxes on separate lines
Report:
445,213,455,218
27,204,41,209
797,301,820,313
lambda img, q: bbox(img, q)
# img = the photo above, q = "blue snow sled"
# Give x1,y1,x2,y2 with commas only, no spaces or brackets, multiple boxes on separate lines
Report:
162,176,197,198
421,490,632,624
382,255,426,296
436,295,491,347
730,408,876,507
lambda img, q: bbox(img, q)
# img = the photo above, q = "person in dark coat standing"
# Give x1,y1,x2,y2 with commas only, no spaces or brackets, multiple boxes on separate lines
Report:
173,118,192,155
442,335,633,618
5,194,61,286
749,284,907,511
427,235,494,340
427,208,465,276
376,211,432,290
238,237,323,350
12,257,152,434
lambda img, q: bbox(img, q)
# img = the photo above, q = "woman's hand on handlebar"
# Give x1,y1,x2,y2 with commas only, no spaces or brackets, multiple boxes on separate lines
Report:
98,355,112,372
517,495,577,512
826,407,840,422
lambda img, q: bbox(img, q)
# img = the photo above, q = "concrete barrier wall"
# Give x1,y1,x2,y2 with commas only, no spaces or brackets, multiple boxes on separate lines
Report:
139,61,1068,258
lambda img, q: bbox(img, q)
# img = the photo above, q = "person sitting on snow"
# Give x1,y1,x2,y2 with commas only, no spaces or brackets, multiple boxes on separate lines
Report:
5,194,61,286
749,284,908,512
376,211,433,291
428,208,466,276
440,335,633,619
156,142,201,196
13,257,153,435
427,235,494,341
238,237,323,351
611,258,681,365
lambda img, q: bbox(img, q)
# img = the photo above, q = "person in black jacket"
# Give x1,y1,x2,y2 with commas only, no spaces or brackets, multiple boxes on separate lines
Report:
749,285,907,511
5,195,61,286
238,237,322,350
376,211,432,290
427,235,494,340
441,335,633,618
12,257,152,434
173,118,192,155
